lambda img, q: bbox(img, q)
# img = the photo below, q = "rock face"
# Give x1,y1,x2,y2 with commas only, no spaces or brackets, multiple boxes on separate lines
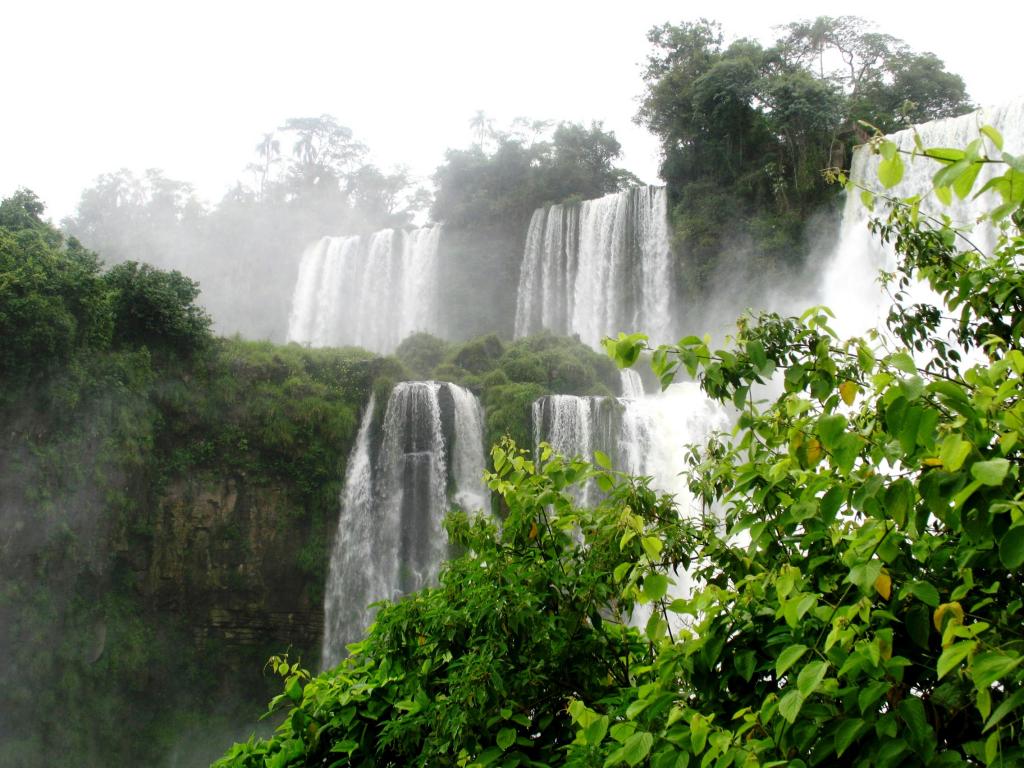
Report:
136,473,326,663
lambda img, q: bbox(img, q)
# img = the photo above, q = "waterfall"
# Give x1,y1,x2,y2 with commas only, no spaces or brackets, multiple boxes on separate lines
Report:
822,99,1024,338
532,395,620,506
449,383,488,512
321,381,486,667
514,186,673,348
286,225,443,354
532,382,726,506
321,391,377,669
620,369,645,399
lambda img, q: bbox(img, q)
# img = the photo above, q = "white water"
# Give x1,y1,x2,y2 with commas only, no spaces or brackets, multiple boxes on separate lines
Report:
822,99,1024,339
533,382,726,507
321,392,377,668
515,186,673,348
287,225,443,354
620,369,645,399
449,383,488,513
320,381,486,666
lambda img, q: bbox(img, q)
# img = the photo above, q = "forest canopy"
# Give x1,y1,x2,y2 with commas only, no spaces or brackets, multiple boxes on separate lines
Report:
637,16,972,287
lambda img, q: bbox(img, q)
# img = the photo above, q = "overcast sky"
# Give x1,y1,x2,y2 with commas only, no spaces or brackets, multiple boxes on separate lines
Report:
3,0,1022,221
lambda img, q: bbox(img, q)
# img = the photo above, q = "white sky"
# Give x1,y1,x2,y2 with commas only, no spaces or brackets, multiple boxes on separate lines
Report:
3,0,1022,221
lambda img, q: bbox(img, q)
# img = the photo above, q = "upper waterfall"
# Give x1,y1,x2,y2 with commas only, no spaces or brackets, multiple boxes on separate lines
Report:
287,225,443,354
514,186,673,349
822,99,1024,338
320,381,487,667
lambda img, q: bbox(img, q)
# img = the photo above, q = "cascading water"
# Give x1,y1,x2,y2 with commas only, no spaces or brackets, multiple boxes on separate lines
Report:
321,392,377,668
532,371,727,505
822,99,1024,338
320,381,487,667
532,395,621,507
514,186,673,348
287,225,443,354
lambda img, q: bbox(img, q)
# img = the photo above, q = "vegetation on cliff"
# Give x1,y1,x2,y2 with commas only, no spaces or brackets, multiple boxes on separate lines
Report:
0,192,385,766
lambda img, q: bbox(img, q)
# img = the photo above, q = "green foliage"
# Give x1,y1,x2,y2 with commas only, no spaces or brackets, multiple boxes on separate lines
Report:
0,195,113,388
597,130,1024,766
395,332,453,378
212,442,678,768
395,332,618,449
215,127,1024,767
639,16,972,298
1,194,379,767
103,260,211,357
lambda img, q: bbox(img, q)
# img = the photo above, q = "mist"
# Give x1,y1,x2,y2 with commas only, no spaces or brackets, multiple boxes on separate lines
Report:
3,5,1021,767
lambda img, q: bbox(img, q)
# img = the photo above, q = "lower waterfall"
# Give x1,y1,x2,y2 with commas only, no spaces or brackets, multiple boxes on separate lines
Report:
532,371,727,505
321,381,486,667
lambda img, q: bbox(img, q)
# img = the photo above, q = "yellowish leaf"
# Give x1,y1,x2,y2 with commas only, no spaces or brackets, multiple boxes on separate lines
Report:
839,381,858,406
922,457,944,467
934,602,964,632
805,438,823,466
529,522,539,540
874,571,892,600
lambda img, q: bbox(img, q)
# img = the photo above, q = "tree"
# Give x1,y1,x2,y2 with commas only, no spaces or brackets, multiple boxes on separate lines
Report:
248,131,281,199
280,115,368,194
0,192,112,385
211,120,1024,767
638,16,973,300
103,261,211,358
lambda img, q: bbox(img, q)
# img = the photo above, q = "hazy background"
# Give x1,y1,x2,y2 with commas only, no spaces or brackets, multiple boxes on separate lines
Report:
3,0,1022,221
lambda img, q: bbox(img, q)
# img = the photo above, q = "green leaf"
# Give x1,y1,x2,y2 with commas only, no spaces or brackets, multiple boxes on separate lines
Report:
330,739,359,754
835,718,866,757
776,644,808,679
939,435,972,472
858,681,891,714
594,450,611,469
620,732,654,767
584,715,610,746
797,661,828,697
999,525,1024,569
907,580,940,607
476,747,504,766
497,727,516,751
848,560,883,594
641,536,664,561
832,433,863,473
971,651,1022,689
933,158,971,189
953,162,982,200
897,698,933,753
610,722,636,743
984,687,1024,732
779,689,804,723
736,650,756,682
817,414,847,450
643,573,669,601
970,458,1009,485
878,155,904,188
923,147,965,163
937,641,975,679
934,185,953,205
285,675,303,702
689,714,709,753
